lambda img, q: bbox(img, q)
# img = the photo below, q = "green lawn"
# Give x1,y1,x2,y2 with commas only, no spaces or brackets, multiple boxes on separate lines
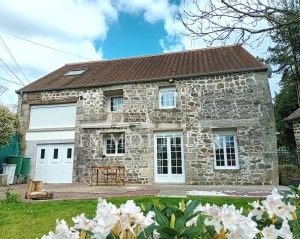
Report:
0,195,261,239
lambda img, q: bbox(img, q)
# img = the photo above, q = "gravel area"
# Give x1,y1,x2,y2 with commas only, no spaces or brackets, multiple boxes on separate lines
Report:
0,183,161,201
51,190,161,200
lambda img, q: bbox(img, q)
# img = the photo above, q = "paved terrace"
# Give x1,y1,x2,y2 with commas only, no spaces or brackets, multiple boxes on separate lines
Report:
0,183,290,201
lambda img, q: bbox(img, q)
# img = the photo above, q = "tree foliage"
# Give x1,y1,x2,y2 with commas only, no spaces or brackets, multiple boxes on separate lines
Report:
179,0,300,47
274,78,298,150
264,3,300,149
0,105,22,149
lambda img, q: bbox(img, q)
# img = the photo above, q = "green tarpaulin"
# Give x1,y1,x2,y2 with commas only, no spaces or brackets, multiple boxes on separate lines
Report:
0,135,20,173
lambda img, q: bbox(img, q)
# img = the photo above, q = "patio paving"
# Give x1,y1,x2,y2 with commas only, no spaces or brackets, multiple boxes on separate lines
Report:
0,182,290,201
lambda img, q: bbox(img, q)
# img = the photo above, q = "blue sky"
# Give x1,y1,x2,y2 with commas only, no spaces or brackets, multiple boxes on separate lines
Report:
0,0,280,107
101,12,167,59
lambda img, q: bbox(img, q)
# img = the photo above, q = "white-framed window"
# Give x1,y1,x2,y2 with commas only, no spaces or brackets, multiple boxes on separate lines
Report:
104,137,125,156
108,96,123,112
213,130,239,169
159,87,176,109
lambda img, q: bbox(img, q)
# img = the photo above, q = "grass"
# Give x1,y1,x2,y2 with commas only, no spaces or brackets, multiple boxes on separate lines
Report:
0,194,262,239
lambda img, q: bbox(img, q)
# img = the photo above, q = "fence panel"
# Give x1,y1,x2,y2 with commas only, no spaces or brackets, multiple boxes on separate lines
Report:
277,149,300,167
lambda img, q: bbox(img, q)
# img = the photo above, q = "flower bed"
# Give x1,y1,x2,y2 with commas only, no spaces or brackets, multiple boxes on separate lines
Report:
42,187,300,239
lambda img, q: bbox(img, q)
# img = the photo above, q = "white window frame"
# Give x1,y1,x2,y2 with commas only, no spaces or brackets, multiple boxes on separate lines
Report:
108,95,123,112
213,130,239,169
159,87,176,109
104,137,125,156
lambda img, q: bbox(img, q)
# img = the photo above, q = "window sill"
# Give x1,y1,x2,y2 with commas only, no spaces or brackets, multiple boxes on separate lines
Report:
105,154,125,157
159,107,176,109
214,167,239,170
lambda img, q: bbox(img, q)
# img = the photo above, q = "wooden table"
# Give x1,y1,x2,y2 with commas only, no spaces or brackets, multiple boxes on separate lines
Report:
90,165,125,187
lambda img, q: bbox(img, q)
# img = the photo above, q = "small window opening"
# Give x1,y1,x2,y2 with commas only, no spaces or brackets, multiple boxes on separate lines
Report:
40,149,45,159
67,148,72,158
63,69,86,76
53,149,59,159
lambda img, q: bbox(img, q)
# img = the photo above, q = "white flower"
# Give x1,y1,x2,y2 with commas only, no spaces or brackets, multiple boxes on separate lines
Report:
248,200,265,220
56,219,69,233
263,189,285,217
72,213,95,231
201,204,223,233
120,200,143,221
238,218,259,238
277,203,296,220
41,231,55,239
141,211,155,228
261,225,279,239
219,204,241,232
278,220,293,239
94,198,119,238
227,227,249,239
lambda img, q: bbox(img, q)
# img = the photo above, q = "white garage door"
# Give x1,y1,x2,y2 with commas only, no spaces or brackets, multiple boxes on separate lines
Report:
35,144,74,183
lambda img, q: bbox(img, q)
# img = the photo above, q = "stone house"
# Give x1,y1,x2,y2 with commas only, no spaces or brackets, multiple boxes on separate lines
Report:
16,45,278,185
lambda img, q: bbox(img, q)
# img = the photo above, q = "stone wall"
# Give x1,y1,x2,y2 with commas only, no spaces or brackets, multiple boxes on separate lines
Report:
292,119,300,150
19,70,278,185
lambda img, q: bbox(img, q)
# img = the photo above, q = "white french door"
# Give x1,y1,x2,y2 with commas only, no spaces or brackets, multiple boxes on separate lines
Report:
35,144,74,183
154,132,185,183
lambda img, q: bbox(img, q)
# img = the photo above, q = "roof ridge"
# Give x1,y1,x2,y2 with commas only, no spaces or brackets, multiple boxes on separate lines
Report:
65,44,240,66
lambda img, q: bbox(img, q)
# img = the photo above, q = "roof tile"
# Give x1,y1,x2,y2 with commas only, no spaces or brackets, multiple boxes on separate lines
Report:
285,108,300,121
17,45,266,93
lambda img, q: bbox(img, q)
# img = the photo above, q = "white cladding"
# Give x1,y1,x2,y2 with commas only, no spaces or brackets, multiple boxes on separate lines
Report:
29,104,76,129
26,130,75,141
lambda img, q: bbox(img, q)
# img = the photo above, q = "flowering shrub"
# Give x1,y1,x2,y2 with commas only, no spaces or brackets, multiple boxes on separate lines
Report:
42,188,300,239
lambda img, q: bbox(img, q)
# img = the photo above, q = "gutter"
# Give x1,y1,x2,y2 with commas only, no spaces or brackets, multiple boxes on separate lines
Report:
15,66,268,94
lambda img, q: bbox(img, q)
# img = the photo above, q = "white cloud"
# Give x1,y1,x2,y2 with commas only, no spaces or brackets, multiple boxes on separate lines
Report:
116,0,176,23
0,0,281,106
0,0,118,105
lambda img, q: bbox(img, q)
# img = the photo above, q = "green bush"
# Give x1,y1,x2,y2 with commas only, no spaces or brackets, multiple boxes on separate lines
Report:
279,164,300,185
2,189,22,203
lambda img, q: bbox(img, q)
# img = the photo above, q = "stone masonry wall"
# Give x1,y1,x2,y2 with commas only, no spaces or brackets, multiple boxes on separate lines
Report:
293,119,300,150
20,70,278,185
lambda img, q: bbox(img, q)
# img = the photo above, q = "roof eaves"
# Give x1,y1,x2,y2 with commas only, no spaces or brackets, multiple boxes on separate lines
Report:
16,66,267,94
285,108,300,121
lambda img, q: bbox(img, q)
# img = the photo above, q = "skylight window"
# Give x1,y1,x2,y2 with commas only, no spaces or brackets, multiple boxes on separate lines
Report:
63,69,86,76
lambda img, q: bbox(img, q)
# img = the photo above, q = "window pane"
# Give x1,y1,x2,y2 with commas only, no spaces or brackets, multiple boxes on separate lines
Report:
67,148,72,158
160,95,165,107
40,149,45,159
214,133,237,168
53,149,58,159
110,97,123,112
106,139,116,154
117,139,125,154
160,88,175,108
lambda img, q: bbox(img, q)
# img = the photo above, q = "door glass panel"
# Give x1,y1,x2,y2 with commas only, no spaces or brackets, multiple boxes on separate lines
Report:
53,149,58,159
170,137,182,175
67,148,72,158
37,147,46,164
157,137,168,174
40,149,45,159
